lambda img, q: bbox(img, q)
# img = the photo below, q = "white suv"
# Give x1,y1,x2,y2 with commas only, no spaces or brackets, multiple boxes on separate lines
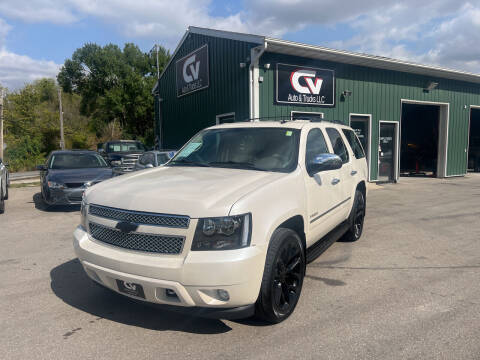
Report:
74,120,368,323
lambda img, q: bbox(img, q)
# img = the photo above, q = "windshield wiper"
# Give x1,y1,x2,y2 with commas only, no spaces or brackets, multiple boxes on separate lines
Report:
168,159,211,167
207,161,267,171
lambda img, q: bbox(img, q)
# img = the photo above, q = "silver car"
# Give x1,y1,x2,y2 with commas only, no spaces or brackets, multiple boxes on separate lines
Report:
0,158,9,214
134,150,176,171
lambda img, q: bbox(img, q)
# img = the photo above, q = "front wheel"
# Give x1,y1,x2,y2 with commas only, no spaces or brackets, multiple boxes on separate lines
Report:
255,228,305,324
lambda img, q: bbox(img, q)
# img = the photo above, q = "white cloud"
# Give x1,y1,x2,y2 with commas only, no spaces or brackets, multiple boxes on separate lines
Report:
1,0,480,88
0,50,61,90
0,18,60,90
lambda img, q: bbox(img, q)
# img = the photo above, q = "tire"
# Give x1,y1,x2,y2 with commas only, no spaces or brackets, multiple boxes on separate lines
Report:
341,190,365,242
255,228,305,324
0,184,4,214
4,181,8,200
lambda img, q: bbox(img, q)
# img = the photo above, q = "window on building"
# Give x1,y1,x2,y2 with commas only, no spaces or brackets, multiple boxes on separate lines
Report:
216,113,235,124
291,112,324,121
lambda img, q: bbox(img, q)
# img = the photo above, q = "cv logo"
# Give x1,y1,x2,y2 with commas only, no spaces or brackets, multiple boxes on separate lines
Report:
183,54,200,83
290,69,323,95
115,221,139,233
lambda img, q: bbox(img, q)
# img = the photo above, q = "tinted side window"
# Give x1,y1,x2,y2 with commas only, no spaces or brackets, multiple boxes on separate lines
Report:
342,129,366,159
305,128,330,165
326,128,349,163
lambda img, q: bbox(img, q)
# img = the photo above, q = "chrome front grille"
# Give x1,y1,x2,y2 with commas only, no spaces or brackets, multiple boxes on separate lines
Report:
89,222,184,254
89,204,190,228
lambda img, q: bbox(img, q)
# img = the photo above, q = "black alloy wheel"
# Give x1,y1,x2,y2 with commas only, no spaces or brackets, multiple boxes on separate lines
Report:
272,239,303,316
341,190,365,242
256,228,305,323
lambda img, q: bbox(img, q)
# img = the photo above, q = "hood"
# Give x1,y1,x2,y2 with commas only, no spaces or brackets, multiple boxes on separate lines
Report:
86,166,285,218
47,167,113,184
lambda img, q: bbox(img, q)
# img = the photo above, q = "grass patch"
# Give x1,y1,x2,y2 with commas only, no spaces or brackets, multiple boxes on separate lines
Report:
10,182,41,188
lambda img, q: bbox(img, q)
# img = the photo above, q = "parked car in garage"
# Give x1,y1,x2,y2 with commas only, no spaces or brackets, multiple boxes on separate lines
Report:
74,119,367,323
0,157,9,214
38,150,113,206
99,140,146,174
134,150,176,171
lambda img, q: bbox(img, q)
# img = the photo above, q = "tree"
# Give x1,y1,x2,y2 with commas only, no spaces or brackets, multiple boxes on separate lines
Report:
57,43,169,141
3,78,94,171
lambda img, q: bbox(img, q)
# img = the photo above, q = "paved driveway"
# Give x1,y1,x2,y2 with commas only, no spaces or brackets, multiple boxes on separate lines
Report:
1,176,479,359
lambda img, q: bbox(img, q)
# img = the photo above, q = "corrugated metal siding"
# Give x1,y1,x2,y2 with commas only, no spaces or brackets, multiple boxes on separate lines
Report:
259,52,480,179
156,33,257,149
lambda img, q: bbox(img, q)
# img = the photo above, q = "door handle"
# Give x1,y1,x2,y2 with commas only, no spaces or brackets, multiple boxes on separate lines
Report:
331,178,340,185
350,170,357,176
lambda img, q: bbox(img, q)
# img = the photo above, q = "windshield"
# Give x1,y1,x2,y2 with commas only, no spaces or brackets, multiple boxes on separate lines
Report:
170,127,300,172
107,142,144,152
49,153,109,169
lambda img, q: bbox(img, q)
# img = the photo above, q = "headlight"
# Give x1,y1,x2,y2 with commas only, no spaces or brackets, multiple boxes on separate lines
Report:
80,196,88,230
48,181,65,189
111,160,121,166
192,214,251,251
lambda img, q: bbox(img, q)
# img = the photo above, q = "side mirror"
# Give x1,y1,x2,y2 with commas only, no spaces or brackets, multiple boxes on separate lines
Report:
36,164,46,171
145,163,154,168
307,153,342,175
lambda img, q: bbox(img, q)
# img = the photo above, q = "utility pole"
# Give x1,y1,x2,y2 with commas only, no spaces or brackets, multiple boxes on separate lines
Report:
0,88,4,160
58,88,65,150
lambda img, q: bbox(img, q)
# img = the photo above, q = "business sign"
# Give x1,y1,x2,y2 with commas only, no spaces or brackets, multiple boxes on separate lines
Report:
176,44,209,97
276,63,335,106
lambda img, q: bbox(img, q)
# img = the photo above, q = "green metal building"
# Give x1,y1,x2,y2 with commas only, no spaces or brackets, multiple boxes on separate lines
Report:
153,26,480,182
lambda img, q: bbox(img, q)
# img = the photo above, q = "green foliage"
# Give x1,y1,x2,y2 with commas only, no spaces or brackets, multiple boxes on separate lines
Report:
58,42,169,139
3,78,93,171
3,42,170,172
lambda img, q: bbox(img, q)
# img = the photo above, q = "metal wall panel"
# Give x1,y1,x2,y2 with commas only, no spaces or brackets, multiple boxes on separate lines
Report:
156,33,257,149
258,52,480,179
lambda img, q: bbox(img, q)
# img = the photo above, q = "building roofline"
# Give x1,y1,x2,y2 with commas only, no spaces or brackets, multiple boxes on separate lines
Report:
265,37,480,84
153,26,480,93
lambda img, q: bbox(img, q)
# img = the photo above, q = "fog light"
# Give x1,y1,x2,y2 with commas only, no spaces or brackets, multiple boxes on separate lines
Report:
217,289,230,301
165,289,177,298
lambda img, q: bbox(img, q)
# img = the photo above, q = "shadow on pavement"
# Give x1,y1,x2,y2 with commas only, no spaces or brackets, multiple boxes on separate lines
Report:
50,259,232,334
32,192,80,213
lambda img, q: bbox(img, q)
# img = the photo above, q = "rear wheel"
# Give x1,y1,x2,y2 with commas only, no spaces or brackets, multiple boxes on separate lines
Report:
4,181,8,200
255,228,305,324
341,190,365,242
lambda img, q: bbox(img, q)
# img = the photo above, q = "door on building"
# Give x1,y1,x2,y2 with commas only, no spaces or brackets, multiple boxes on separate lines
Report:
378,122,398,182
216,112,235,124
469,107,480,172
350,114,371,178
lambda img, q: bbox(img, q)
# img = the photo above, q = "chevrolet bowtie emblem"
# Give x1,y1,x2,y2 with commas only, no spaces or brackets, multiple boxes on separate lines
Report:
115,221,139,233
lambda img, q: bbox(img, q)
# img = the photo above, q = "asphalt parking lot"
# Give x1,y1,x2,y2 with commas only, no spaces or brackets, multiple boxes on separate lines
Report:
1,176,480,360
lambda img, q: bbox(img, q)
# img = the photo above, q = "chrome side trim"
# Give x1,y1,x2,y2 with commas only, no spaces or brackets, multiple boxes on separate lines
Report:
310,197,351,224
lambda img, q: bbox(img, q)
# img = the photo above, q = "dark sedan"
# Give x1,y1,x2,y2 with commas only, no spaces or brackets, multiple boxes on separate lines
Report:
37,150,113,205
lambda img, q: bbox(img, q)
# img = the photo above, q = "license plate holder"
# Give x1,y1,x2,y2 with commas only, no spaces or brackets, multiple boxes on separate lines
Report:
116,279,145,299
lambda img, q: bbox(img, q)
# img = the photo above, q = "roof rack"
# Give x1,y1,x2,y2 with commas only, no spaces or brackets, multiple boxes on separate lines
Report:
243,116,346,125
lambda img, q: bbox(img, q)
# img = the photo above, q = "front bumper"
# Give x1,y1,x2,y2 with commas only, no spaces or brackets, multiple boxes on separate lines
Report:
44,187,85,205
73,226,265,315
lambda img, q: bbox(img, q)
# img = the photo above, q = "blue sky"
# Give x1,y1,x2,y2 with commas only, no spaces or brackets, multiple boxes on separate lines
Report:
0,0,479,90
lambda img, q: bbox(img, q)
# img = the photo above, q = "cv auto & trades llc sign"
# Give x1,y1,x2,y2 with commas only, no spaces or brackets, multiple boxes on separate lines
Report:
276,63,335,106
176,44,209,97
